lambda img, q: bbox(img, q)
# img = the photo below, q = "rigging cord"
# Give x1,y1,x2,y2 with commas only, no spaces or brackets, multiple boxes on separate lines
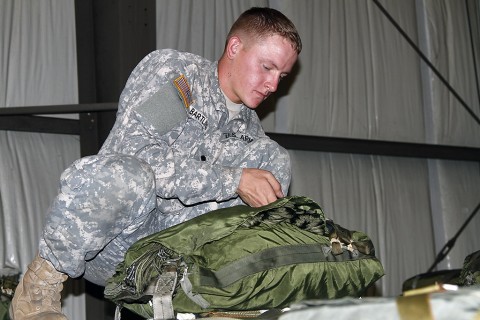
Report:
372,0,480,273
465,0,480,118
426,200,480,273
372,0,480,127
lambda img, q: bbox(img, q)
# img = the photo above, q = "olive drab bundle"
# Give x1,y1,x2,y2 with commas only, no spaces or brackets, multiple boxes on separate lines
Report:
104,196,384,319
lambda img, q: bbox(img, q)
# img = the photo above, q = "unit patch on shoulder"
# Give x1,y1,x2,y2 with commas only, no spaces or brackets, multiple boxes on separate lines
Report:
173,74,193,108
135,77,189,136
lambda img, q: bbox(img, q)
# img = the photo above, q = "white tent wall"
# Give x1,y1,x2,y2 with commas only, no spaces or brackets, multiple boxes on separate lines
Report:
0,0,478,319
283,0,480,296
157,0,480,297
0,0,84,319
276,0,427,142
417,0,480,272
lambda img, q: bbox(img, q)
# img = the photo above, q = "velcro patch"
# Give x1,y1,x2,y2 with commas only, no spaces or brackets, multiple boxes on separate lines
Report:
136,79,188,136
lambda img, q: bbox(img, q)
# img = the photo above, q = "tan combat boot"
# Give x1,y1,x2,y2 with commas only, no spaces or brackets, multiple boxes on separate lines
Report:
9,254,68,320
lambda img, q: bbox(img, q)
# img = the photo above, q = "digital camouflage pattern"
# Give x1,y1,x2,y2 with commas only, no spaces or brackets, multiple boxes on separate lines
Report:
38,49,291,286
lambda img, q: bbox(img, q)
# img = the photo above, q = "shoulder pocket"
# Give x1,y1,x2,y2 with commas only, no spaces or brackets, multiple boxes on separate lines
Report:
136,79,189,136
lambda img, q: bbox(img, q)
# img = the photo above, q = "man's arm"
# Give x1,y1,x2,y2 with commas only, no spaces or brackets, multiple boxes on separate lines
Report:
134,142,243,205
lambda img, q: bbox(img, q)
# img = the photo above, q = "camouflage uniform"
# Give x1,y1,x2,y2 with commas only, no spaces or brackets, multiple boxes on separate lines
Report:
38,49,291,286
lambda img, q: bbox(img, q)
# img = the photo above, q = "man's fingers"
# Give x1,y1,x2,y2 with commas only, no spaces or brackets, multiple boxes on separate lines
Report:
266,174,284,198
237,168,284,207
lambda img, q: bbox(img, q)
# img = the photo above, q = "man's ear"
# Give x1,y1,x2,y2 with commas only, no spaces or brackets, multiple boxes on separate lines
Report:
226,36,242,59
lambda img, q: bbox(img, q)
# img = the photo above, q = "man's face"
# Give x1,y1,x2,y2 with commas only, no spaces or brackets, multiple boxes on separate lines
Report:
228,34,298,109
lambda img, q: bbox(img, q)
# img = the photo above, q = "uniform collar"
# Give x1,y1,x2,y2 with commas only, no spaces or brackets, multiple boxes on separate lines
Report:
215,63,251,112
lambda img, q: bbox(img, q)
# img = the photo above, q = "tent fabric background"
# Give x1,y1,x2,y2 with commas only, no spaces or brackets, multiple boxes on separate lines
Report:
0,0,83,318
1,0,479,319
155,0,480,297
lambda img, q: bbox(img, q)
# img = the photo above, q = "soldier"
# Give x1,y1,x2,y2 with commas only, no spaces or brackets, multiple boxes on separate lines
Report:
10,6,302,319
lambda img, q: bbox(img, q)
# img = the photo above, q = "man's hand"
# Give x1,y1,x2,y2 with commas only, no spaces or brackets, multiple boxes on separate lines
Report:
236,168,284,207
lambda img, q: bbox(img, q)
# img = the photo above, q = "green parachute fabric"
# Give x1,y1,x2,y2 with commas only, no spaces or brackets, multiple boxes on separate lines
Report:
105,196,384,318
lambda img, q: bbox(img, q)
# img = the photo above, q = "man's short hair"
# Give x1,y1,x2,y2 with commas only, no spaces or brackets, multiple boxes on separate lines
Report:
226,7,302,55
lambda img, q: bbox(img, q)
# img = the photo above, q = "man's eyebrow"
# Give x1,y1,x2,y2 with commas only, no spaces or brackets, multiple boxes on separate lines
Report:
264,58,291,74
266,60,282,72
276,64,292,75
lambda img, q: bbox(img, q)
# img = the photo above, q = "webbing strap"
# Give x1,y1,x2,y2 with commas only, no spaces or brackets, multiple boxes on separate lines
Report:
146,266,178,320
114,306,122,320
396,294,433,320
199,243,368,288
179,265,210,309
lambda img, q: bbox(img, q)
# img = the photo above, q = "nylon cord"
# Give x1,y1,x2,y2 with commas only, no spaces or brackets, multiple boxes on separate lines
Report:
465,0,480,117
426,200,480,273
372,0,480,127
372,0,480,274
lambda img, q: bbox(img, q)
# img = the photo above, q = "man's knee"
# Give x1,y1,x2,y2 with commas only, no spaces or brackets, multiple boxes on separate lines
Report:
60,154,155,199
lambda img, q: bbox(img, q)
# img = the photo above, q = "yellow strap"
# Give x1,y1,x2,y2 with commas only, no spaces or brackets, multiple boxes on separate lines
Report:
396,294,433,320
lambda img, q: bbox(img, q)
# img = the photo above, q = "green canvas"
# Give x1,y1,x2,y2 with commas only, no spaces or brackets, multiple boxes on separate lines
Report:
105,196,384,318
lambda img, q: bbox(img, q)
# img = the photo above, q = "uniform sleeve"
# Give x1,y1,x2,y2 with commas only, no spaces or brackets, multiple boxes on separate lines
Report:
135,142,243,205
101,49,243,205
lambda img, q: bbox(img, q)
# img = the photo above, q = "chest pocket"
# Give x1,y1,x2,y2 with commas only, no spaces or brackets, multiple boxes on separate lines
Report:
193,128,254,166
